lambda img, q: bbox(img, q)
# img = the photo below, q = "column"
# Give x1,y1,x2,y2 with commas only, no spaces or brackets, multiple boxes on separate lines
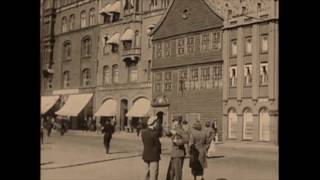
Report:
222,29,229,102
237,114,243,142
252,114,259,142
268,22,276,101
237,27,243,102
252,24,259,101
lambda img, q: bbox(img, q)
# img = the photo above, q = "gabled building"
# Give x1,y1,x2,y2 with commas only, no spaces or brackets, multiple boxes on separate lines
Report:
150,0,224,141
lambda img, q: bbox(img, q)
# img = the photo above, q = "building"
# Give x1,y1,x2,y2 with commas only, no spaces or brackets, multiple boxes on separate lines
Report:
150,0,224,140
40,0,171,130
211,0,278,144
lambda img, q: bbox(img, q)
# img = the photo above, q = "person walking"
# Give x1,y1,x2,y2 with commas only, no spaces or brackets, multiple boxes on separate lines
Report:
102,120,114,154
60,120,66,136
141,116,162,180
189,120,209,180
166,119,189,180
46,117,53,137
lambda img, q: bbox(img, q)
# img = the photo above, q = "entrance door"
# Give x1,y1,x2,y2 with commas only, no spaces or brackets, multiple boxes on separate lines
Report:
120,99,128,131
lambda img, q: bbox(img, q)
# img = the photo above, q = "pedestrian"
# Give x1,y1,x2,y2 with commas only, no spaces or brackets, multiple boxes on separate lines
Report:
102,120,114,154
189,120,209,180
46,117,53,137
166,119,189,180
182,120,191,157
207,122,217,157
204,121,214,152
136,119,142,136
60,120,66,136
41,124,44,144
141,116,162,180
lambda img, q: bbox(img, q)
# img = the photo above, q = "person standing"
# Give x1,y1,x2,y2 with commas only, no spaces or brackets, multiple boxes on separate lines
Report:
102,120,114,154
166,119,189,180
204,121,214,153
60,119,66,136
189,120,209,180
141,116,162,180
182,120,191,157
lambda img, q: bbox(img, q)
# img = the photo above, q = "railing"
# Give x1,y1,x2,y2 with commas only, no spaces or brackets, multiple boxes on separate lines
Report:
98,81,151,91
122,48,141,57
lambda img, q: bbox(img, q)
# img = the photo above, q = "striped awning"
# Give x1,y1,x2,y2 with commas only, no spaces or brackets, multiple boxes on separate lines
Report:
41,96,60,114
126,98,151,117
95,99,117,117
55,94,93,117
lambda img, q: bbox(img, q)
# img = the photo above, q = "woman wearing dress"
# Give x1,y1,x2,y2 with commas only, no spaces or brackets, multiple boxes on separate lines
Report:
189,120,209,180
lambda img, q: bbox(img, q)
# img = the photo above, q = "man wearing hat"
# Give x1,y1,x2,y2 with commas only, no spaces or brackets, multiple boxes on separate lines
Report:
141,116,162,180
166,118,189,180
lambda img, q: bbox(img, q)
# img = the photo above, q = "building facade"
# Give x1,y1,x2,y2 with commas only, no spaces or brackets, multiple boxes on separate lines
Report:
211,0,279,144
150,0,224,141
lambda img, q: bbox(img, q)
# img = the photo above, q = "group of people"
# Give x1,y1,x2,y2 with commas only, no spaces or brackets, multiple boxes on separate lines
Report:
141,116,217,180
40,116,68,144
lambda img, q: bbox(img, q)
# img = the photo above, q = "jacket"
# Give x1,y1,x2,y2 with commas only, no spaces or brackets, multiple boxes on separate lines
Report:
169,126,189,158
141,128,162,162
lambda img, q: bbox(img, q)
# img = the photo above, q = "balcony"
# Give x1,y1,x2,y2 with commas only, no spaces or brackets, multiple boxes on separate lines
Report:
122,48,141,61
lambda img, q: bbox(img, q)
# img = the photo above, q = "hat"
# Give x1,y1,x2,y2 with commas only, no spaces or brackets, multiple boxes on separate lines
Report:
192,120,202,130
147,116,157,126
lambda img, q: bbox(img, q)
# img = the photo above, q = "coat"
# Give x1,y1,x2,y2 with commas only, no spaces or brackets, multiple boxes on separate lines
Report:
204,127,215,150
189,129,208,169
102,124,114,140
166,126,189,158
141,128,162,162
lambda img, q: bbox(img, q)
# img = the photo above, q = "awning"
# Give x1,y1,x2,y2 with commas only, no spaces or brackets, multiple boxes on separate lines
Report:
126,98,151,117
107,33,120,45
120,29,134,41
95,99,117,117
99,4,112,15
109,1,121,13
41,96,60,114
55,94,93,117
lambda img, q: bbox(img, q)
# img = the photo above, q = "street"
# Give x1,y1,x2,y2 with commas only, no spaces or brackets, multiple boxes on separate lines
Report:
41,131,278,180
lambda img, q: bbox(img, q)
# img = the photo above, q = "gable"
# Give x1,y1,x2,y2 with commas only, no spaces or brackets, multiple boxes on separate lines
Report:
152,0,223,40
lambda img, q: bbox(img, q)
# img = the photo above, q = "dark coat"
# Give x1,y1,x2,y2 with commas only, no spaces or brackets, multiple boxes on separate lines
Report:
189,129,208,169
169,126,189,158
141,128,162,162
102,124,114,139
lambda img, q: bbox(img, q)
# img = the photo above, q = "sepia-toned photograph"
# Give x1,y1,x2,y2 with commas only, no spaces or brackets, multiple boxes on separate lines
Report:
40,0,279,179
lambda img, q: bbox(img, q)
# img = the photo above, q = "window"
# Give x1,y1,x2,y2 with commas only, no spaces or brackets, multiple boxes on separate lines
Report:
201,67,210,89
228,9,232,19
229,66,237,88
155,72,162,92
187,37,195,54
261,34,268,52
164,72,172,91
111,44,119,53
123,41,133,50
179,70,188,91
46,76,53,89
80,11,86,28
112,64,119,83
228,108,237,139
257,3,262,12
62,16,67,33
82,69,91,87
63,71,70,88
135,30,140,48
259,108,271,141
231,39,237,57
260,63,268,86
103,13,111,23
243,109,253,140
103,35,110,54
164,41,170,57
245,37,252,55
244,64,252,87
201,33,211,51
190,68,199,90
89,8,96,26
242,6,247,14
103,66,111,85
177,39,185,56
150,0,158,9
212,32,221,50
156,43,162,58
69,14,75,31
81,37,92,57
62,41,72,60
128,63,138,82
213,63,223,88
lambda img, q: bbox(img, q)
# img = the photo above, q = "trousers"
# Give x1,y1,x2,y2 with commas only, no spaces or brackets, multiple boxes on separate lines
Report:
166,157,184,180
144,161,159,180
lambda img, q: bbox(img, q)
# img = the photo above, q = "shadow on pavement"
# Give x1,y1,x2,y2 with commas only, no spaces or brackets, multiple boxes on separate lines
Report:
216,178,227,180
41,154,142,170
207,155,225,159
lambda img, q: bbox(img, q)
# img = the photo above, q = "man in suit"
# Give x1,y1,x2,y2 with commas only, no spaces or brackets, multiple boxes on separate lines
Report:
141,116,162,180
166,118,189,180
102,120,115,154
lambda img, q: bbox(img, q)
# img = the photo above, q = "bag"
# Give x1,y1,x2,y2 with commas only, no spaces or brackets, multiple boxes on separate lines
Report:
207,140,216,157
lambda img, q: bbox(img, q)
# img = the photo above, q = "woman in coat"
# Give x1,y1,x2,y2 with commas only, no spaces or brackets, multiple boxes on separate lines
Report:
189,120,209,180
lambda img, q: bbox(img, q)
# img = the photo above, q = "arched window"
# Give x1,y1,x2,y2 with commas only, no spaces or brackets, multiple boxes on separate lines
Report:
62,41,72,60
112,64,119,83
80,11,86,28
243,108,253,140
103,65,111,85
89,8,96,26
69,14,75,31
62,16,67,33
259,108,271,141
63,71,70,88
82,69,91,87
228,108,238,139
81,37,92,57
